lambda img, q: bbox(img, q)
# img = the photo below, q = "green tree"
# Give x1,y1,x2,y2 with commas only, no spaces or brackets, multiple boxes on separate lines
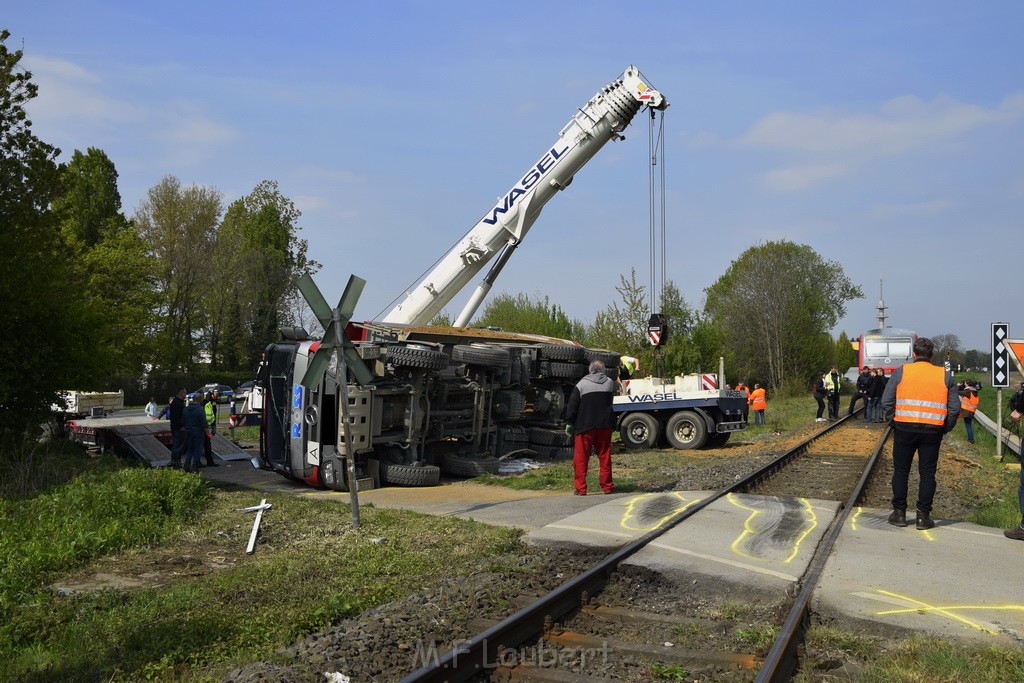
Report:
0,31,98,430
586,268,648,357
134,175,222,372
52,147,123,248
53,148,158,379
833,331,857,371
473,292,584,340
704,240,863,391
216,180,319,371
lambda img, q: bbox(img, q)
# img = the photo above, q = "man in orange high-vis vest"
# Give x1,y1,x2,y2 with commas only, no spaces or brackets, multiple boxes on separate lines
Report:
957,380,980,445
880,337,960,530
748,383,767,425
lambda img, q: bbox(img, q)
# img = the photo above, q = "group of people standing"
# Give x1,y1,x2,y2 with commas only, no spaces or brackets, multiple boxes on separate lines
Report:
164,388,220,472
848,366,890,422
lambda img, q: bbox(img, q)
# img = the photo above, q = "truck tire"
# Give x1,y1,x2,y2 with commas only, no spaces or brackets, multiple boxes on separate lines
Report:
583,349,621,367
665,410,707,450
707,432,731,447
381,461,441,486
534,444,573,460
441,453,501,477
619,412,660,450
528,427,572,446
538,343,585,362
538,360,588,380
387,344,448,370
451,344,511,369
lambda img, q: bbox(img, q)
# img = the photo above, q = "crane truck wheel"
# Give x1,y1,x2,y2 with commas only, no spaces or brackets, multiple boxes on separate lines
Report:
380,461,441,486
537,343,585,362
386,343,448,370
619,413,661,450
451,344,511,369
539,360,588,380
583,349,621,367
665,410,707,450
441,453,501,477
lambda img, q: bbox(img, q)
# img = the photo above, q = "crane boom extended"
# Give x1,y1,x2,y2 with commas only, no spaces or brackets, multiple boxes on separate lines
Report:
383,65,667,327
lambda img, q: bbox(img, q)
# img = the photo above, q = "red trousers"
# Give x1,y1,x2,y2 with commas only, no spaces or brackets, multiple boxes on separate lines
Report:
573,427,614,495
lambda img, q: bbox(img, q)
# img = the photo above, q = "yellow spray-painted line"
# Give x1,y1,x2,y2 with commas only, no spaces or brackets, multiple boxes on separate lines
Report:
868,589,1023,635
785,498,817,564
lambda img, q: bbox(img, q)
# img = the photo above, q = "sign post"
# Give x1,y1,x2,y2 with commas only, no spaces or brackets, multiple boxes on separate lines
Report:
992,323,1009,461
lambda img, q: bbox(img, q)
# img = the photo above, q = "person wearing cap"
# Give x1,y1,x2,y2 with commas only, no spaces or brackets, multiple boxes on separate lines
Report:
957,380,979,445
880,337,960,530
182,392,210,473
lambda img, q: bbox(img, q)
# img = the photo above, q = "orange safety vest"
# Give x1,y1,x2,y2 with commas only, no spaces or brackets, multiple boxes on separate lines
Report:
736,384,749,398
894,362,949,427
749,388,766,410
959,392,979,415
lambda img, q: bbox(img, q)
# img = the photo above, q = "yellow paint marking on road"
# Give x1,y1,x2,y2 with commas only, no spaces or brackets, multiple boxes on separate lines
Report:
784,498,817,564
872,589,1001,634
728,493,761,560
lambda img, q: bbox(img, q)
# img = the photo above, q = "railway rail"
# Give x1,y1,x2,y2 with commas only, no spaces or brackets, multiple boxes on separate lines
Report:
398,412,891,682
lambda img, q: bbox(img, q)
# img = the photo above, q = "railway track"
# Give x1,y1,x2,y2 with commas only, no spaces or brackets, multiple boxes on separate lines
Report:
398,413,891,682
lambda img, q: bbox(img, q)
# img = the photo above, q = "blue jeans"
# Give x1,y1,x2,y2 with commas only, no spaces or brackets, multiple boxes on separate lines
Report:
185,429,205,470
866,397,881,422
754,409,765,425
891,427,943,513
963,416,974,444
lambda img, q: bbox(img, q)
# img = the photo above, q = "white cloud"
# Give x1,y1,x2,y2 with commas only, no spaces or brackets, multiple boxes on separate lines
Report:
763,163,849,192
741,93,1024,155
27,56,146,125
735,91,1024,192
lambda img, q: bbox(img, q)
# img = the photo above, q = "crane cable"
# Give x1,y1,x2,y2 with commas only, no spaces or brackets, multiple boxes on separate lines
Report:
648,109,667,312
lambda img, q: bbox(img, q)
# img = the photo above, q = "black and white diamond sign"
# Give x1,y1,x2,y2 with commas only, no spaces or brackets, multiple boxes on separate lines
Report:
992,322,1009,388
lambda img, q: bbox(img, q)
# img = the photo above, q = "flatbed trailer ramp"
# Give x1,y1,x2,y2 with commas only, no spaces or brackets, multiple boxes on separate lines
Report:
67,417,248,466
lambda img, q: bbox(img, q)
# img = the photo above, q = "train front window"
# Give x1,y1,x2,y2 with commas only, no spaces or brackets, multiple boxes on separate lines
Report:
889,341,912,359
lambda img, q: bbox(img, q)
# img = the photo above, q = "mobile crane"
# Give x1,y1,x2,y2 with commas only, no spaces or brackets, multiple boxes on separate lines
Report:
257,66,745,491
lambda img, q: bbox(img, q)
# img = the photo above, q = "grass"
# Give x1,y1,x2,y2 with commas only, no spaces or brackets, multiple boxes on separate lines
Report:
853,636,1024,682
0,448,524,681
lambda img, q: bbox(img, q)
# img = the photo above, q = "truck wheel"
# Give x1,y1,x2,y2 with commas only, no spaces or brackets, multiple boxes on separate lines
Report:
441,453,500,477
539,360,588,380
387,344,448,370
584,349,621,367
708,432,731,447
528,427,572,446
452,344,511,369
619,413,660,449
538,343,585,362
381,461,441,486
665,410,707,450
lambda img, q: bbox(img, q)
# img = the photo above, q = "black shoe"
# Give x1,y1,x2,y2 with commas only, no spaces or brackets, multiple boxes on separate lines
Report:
887,509,908,527
915,512,935,530
1004,526,1024,541
573,491,586,496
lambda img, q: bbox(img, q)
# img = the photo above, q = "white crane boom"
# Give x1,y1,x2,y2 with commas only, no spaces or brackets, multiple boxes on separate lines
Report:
382,65,667,327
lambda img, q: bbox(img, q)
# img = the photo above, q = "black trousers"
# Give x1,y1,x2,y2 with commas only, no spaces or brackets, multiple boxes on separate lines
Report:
827,393,839,418
814,394,826,418
891,427,943,513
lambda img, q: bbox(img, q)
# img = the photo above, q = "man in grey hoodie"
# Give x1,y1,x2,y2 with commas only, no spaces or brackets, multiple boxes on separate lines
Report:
565,360,617,495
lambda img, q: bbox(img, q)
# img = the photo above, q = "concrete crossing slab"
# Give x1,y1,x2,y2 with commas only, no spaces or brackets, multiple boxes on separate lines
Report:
814,507,1024,645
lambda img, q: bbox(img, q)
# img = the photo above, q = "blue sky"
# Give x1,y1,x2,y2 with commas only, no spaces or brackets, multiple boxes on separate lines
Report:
7,2,1023,353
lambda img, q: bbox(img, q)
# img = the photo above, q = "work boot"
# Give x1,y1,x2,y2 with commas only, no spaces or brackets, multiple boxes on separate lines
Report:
1005,525,1024,541
887,508,907,527
915,511,935,530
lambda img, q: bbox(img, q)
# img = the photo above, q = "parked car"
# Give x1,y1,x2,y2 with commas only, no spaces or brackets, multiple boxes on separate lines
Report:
195,383,234,404
234,380,255,402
